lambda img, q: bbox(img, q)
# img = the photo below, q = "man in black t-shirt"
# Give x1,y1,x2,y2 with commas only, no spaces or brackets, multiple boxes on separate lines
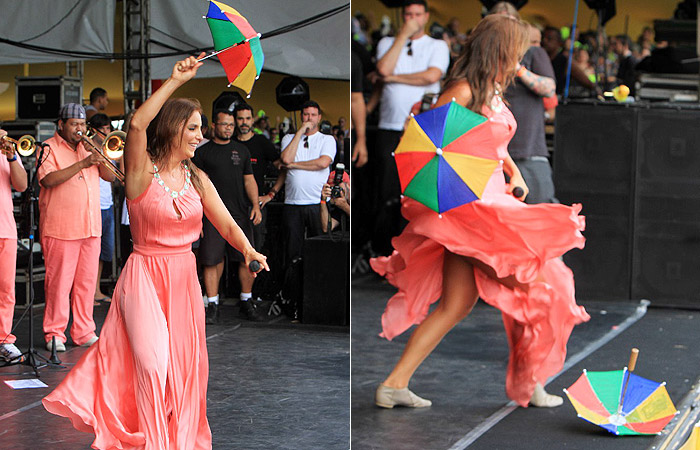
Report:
192,109,263,323
234,103,283,253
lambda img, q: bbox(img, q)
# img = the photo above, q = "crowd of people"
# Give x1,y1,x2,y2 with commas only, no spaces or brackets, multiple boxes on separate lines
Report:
352,1,666,260
0,80,350,364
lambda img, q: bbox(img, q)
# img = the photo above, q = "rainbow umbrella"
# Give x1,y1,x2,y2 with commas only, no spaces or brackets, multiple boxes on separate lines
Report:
199,0,264,97
394,101,499,214
564,349,677,435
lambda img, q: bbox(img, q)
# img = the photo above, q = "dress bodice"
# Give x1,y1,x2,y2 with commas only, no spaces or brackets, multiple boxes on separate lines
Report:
477,97,518,198
479,96,517,161
127,177,203,250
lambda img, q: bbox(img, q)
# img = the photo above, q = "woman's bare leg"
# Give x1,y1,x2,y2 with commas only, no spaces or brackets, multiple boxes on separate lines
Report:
383,250,479,389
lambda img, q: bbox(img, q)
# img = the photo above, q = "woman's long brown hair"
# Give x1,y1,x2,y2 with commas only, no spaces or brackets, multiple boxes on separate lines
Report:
146,98,205,196
441,14,529,113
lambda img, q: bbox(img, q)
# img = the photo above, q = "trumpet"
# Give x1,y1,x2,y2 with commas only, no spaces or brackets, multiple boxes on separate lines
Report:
1,135,36,158
77,129,126,182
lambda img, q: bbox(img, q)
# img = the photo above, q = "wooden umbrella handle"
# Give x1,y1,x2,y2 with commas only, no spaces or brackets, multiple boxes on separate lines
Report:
628,348,639,372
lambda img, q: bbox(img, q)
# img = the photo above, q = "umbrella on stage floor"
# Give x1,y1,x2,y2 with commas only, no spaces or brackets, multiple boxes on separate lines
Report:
394,101,499,214
564,349,678,436
199,0,264,96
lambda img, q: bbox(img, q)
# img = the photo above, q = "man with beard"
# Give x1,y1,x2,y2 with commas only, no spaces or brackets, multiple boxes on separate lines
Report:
234,103,283,252
192,109,263,323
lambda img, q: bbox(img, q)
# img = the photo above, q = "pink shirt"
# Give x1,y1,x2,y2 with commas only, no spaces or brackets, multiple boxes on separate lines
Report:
38,132,101,240
0,157,17,239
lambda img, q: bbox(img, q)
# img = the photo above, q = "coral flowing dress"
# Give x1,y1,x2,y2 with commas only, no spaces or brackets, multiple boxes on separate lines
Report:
43,176,212,449
371,98,590,407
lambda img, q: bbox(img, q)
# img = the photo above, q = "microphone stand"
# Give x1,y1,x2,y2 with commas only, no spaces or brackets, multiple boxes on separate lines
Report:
7,143,63,376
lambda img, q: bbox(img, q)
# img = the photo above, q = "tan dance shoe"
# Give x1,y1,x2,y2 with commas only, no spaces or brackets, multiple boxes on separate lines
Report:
375,384,432,408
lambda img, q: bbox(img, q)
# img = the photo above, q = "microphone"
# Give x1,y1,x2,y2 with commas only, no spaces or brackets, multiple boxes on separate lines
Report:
36,142,49,168
249,260,261,273
512,186,524,198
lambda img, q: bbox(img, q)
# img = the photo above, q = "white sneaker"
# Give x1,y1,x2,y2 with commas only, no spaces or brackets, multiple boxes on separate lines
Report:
81,336,99,347
0,343,23,362
45,340,66,352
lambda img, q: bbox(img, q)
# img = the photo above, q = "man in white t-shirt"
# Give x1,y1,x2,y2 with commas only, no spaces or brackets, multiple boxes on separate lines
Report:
279,100,336,265
373,0,450,255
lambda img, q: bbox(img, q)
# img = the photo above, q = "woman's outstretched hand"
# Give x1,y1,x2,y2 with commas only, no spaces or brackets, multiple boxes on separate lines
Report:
172,52,206,83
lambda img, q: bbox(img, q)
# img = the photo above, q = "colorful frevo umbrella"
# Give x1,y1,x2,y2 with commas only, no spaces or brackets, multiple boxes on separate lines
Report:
394,101,499,214
564,348,678,435
197,0,264,97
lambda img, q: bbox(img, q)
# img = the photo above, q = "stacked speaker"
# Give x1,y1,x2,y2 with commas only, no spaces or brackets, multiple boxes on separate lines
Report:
554,101,700,307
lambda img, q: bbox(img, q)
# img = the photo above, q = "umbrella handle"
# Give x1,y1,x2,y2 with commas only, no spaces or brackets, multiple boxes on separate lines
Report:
196,34,262,63
617,348,640,414
628,348,639,372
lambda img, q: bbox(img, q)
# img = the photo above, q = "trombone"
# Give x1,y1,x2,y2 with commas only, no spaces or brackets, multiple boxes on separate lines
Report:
77,128,126,182
1,135,36,158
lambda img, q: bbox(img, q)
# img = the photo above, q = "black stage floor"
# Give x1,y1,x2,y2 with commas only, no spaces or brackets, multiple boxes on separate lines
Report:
1,300,349,449
352,275,700,450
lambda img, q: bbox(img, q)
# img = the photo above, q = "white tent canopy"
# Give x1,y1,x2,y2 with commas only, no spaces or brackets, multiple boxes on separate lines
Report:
0,0,349,80
0,0,116,65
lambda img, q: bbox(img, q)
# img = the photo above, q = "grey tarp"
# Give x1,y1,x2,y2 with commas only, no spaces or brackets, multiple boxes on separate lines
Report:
0,0,116,65
0,0,348,80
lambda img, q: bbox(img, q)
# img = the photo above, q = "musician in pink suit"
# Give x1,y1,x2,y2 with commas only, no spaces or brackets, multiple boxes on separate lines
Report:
0,129,28,363
38,104,116,352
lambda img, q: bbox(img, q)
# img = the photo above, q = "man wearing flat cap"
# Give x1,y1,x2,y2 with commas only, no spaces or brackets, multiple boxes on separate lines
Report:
38,103,115,352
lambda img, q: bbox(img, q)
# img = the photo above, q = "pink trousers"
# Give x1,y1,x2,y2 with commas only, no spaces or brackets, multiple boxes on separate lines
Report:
42,236,100,346
0,238,17,344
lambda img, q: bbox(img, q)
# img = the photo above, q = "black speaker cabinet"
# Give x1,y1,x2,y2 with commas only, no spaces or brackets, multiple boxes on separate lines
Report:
631,107,700,306
632,222,700,305
554,102,637,301
554,102,638,196
302,234,349,326
15,76,82,120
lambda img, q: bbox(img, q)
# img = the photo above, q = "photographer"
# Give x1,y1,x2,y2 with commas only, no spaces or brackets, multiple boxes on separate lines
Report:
320,164,350,233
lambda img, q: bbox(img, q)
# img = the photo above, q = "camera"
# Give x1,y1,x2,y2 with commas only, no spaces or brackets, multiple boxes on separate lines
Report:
330,163,345,199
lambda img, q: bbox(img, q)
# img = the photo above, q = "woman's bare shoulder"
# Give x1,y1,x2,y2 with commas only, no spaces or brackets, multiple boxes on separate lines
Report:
436,80,472,107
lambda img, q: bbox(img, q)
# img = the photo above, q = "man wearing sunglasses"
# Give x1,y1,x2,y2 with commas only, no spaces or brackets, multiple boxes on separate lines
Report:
372,0,450,256
279,100,336,316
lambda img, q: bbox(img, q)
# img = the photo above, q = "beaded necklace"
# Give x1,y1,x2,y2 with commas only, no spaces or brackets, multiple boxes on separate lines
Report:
153,161,191,199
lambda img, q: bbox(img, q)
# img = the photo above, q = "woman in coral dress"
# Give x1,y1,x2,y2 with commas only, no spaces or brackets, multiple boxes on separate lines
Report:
43,54,268,449
372,15,589,410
